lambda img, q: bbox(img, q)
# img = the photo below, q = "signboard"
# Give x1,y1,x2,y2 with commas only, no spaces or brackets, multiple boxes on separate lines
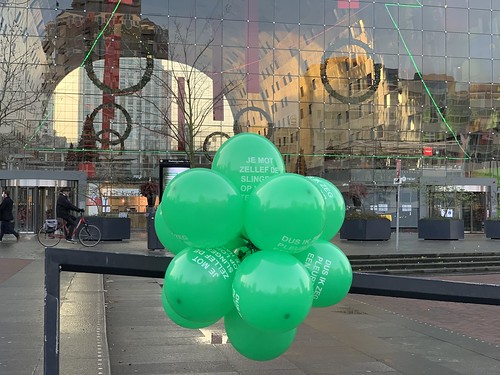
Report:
402,204,412,212
423,147,433,156
158,159,190,202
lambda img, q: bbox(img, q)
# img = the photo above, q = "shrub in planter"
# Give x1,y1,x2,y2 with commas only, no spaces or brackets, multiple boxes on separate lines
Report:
340,210,391,241
418,185,472,240
418,217,464,240
484,218,500,239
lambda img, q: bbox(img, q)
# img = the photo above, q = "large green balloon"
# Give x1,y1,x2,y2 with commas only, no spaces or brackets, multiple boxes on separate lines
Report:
307,177,346,240
212,133,285,201
294,240,352,308
161,286,219,329
162,168,244,248
154,205,187,255
232,251,313,332
224,309,296,361
244,174,326,253
164,247,240,322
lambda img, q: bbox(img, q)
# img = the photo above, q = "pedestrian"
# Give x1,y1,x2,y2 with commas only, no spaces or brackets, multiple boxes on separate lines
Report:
56,187,84,243
0,190,20,242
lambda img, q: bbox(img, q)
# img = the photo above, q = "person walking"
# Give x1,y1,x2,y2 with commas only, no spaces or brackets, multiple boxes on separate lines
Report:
56,187,84,243
0,190,20,242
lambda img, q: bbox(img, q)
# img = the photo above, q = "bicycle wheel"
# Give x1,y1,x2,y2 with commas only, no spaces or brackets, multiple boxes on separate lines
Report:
37,226,63,247
78,224,101,247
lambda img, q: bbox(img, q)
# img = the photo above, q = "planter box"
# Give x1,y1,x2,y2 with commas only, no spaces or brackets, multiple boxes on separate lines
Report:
84,217,131,241
418,219,464,240
484,220,500,239
340,219,391,241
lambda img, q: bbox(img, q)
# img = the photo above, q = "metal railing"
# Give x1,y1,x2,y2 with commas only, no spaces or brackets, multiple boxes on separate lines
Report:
44,247,500,375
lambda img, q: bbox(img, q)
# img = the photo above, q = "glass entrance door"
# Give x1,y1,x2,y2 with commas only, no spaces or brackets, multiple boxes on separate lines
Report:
16,187,34,233
38,187,57,230
13,187,57,233
462,192,487,233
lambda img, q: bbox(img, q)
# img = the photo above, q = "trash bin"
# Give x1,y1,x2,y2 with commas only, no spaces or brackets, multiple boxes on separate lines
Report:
147,209,164,250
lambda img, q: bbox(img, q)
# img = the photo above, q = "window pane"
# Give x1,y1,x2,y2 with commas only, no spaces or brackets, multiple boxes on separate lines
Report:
446,33,469,58
470,59,492,83
446,8,468,33
470,9,491,34
447,58,470,82
423,6,445,31
470,34,492,59
423,31,445,56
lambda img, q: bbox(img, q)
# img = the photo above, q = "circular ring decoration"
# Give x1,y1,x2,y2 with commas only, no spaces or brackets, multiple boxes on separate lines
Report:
202,131,231,161
95,128,125,150
84,49,154,95
88,102,132,148
233,106,274,140
320,38,381,105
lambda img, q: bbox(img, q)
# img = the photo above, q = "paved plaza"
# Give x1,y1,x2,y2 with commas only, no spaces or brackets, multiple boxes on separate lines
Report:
0,231,499,374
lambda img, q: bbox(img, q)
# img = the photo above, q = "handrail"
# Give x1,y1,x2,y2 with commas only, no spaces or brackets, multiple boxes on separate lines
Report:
44,248,500,375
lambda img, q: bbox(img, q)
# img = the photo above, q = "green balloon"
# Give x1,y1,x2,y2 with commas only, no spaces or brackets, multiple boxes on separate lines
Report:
154,205,187,255
244,174,326,253
161,286,219,329
294,240,352,308
224,309,296,361
307,177,346,240
162,168,244,248
232,251,313,333
164,247,240,322
212,133,285,201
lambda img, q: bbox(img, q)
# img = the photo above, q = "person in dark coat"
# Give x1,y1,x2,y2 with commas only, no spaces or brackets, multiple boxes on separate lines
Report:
56,187,84,242
0,190,20,241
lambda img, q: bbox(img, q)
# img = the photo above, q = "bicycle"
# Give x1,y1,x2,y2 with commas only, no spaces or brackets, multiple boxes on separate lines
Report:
37,212,102,247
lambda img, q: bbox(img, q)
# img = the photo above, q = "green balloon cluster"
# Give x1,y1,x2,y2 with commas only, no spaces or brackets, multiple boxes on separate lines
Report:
156,133,352,361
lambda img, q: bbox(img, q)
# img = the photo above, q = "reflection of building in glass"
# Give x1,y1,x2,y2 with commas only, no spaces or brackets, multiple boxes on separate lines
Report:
50,57,234,177
41,0,170,156
2,0,500,230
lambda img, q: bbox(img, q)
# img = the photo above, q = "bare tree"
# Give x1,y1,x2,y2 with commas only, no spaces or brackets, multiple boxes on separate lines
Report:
0,20,44,128
133,19,245,166
0,11,46,165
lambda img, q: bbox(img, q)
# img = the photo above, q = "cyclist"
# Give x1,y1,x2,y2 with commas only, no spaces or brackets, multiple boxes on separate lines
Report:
56,187,84,243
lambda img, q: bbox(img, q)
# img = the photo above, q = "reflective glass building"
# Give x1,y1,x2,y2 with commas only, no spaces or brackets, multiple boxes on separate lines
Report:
1,0,500,230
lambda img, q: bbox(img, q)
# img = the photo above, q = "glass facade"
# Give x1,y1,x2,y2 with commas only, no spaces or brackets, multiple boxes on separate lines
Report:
1,0,500,227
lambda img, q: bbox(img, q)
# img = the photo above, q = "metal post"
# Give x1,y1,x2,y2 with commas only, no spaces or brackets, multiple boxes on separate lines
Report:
352,273,500,305
44,249,61,375
395,159,401,250
396,183,401,249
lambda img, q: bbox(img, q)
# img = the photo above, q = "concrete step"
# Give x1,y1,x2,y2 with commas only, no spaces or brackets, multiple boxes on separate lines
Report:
353,260,500,270
348,252,500,275
360,266,500,275
348,252,500,261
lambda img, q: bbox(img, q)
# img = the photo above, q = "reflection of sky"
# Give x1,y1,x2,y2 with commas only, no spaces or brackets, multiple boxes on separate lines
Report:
141,0,169,16
40,0,496,83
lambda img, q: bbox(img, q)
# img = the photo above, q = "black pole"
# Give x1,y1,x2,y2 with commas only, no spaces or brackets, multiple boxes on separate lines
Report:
43,248,500,375
351,272,500,306
44,247,61,375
